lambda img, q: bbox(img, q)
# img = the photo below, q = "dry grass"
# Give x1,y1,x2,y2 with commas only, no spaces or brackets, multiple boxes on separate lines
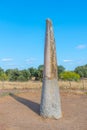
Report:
59,79,87,90
0,79,87,90
0,81,42,90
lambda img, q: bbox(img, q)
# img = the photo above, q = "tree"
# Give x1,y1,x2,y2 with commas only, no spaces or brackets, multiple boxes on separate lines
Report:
58,65,65,77
17,75,27,81
38,65,44,81
9,69,20,81
5,69,13,79
38,65,44,71
28,67,36,79
74,64,87,78
0,67,4,74
33,65,44,81
20,69,31,81
34,69,43,81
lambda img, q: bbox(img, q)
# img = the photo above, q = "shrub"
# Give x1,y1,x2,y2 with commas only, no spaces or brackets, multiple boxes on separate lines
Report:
59,71,80,81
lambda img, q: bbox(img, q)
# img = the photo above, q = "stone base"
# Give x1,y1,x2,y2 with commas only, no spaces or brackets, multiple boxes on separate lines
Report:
40,78,62,119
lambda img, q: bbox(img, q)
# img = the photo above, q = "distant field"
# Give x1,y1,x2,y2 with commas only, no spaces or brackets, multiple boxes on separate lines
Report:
0,79,87,90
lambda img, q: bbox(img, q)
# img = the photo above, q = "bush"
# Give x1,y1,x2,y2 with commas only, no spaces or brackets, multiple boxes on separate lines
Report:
17,75,27,81
59,71,80,81
0,73,8,81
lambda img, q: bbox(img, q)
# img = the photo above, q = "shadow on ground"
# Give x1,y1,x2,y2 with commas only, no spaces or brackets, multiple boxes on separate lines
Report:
9,93,40,115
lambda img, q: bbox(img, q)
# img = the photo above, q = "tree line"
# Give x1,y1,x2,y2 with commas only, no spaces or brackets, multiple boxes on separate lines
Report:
0,64,87,82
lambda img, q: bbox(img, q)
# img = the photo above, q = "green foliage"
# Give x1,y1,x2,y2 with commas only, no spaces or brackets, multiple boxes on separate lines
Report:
28,67,36,79
1,64,87,82
0,73,8,81
20,69,31,81
9,69,20,81
0,67,4,73
34,69,43,81
60,71,80,81
5,69,12,76
58,65,65,77
17,75,27,81
33,65,44,81
74,64,87,78
38,65,44,71
8,69,31,81
0,67,8,81
37,65,44,81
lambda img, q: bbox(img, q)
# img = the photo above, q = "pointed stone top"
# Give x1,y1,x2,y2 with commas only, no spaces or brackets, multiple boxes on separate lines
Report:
46,18,52,25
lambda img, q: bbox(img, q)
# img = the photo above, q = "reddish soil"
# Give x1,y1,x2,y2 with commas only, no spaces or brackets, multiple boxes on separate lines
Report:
0,90,87,130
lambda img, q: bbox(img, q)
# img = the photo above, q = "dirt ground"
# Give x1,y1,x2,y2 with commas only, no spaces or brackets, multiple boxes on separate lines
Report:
0,90,87,130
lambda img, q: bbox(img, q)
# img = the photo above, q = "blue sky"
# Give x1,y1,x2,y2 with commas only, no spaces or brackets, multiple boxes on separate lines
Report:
0,0,87,70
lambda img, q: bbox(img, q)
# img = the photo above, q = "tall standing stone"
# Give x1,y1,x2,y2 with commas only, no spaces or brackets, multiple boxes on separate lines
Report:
40,19,62,119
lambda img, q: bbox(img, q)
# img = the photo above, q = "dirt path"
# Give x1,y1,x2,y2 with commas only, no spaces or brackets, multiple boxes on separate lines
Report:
0,90,87,130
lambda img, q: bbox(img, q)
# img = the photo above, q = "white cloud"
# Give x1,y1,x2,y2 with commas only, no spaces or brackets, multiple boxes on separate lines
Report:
1,58,13,62
63,60,73,62
76,44,86,49
25,57,36,64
